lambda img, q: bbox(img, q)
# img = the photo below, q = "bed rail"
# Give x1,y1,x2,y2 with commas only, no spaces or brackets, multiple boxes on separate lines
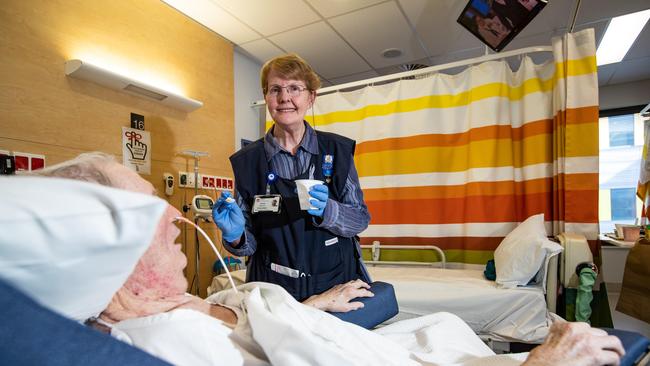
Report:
361,241,446,269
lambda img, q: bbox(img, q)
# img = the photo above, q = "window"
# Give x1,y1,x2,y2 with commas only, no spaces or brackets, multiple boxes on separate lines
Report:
610,188,636,221
598,111,643,233
609,114,634,147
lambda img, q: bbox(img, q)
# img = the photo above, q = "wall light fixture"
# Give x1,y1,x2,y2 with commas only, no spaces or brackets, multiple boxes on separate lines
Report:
64,59,203,112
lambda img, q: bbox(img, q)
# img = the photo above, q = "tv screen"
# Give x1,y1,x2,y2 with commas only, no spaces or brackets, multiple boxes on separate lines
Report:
457,0,547,52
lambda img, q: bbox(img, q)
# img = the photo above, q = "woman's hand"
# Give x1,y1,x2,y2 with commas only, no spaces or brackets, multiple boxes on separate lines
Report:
523,321,624,366
307,184,328,217
303,279,374,312
212,191,245,243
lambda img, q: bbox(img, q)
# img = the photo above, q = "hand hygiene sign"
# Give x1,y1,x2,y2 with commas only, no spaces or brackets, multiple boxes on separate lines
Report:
122,127,151,175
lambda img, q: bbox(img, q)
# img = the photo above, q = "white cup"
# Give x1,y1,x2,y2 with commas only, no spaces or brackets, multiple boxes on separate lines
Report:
295,179,323,210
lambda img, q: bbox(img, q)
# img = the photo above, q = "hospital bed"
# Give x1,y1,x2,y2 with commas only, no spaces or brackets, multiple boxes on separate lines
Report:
208,232,650,361
208,238,565,346
360,243,558,346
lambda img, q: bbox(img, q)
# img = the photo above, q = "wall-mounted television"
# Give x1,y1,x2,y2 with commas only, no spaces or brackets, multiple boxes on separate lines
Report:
457,0,547,52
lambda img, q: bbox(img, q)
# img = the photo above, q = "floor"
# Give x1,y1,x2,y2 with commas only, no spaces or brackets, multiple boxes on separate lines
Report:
607,289,650,338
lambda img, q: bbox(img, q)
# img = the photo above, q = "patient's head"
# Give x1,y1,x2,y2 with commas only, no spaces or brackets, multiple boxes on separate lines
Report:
27,152,115,185
29,152,188,318
102,162,188,300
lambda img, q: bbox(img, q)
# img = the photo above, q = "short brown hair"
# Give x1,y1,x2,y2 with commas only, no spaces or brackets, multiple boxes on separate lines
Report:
260,53,321,95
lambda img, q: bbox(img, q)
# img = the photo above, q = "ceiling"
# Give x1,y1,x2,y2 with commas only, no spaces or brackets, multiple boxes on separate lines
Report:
162,0,650,88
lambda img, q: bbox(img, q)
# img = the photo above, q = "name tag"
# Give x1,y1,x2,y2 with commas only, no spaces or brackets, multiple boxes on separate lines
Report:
324,237,339,246
252,194,281,213
271,262,299,278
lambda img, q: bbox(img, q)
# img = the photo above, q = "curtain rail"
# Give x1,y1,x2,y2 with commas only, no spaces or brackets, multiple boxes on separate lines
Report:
642,103,650,117
251,45,553,107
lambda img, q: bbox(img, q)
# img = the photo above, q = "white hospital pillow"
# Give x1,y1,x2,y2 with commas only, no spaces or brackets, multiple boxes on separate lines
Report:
494,213,563,288
0,176,167,321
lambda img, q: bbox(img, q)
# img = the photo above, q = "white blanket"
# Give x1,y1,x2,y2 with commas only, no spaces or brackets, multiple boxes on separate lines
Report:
210,282,529,366
112,282,529,365
367,266,553,343
209,267,553,343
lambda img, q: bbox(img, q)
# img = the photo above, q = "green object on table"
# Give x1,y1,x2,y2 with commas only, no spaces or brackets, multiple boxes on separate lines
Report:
576,267,597,323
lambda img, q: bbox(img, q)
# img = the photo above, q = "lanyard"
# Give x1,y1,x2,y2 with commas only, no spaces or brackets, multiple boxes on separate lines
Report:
266,172,277,195
322,154,333,184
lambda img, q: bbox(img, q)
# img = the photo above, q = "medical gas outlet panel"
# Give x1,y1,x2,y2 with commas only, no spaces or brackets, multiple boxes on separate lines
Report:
178,171,233,191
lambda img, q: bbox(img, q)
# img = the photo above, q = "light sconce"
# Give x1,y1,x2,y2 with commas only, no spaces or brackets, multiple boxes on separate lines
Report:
64,59,203,112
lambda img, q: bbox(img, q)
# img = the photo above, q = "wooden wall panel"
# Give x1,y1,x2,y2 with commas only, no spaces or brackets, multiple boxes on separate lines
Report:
0,0,235,297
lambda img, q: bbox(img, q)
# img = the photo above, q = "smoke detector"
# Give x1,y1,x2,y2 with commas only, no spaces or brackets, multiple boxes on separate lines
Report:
381,48,403,58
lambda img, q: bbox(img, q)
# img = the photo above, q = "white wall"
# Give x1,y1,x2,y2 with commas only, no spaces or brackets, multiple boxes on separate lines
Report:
234,50,264,151
599,79,650,111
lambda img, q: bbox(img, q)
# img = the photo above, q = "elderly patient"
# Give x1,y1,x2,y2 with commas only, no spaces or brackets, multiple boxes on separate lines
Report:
32,152,624,366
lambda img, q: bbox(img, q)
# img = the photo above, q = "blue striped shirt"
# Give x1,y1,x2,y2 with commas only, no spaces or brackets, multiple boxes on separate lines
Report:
224,122,370,256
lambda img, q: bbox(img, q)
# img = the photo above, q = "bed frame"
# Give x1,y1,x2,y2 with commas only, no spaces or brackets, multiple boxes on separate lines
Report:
361,241,559,313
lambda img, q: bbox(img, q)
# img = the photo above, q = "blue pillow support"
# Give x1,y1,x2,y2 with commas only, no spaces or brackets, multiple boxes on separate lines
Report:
328,281,399,329
0,278,170,366
601,328,650,366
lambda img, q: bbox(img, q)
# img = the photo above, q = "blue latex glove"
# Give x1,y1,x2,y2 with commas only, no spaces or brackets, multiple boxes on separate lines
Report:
307,184,328,217
211,191,245,242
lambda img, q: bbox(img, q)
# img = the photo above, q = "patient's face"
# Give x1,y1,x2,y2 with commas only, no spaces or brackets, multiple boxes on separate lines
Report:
105,163,188,298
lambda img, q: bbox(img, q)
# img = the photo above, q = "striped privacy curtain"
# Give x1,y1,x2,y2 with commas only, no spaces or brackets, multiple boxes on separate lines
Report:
266,29,599,264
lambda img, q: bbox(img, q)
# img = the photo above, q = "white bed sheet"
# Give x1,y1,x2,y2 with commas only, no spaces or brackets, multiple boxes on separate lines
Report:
367,266,553,343
208,267,553,344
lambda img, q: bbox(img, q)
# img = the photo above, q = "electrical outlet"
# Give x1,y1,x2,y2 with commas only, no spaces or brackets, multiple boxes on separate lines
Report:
178,171,196,188
186,172,196,188
178,171,188,188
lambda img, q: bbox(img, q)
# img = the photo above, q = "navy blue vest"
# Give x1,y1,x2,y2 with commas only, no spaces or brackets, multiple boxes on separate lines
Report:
230,131,361,300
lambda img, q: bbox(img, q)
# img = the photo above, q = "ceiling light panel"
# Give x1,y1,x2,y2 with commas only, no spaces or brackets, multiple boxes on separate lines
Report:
596,9,650,66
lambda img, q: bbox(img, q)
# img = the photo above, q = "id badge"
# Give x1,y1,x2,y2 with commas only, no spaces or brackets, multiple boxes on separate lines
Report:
252,194,281,214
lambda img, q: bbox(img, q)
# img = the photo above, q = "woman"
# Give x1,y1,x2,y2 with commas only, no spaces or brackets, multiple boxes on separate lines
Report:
213,53,373,312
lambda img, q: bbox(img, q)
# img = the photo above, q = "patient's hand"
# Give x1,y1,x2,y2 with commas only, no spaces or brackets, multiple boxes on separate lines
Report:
303,279,373,312
523,321,624,366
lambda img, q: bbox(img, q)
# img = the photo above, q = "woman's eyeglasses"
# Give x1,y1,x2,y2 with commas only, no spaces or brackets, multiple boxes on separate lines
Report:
267,85,309,97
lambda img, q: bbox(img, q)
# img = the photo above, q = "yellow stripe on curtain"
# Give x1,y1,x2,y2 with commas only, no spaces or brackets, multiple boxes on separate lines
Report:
265,30,600,264
264,55,599,131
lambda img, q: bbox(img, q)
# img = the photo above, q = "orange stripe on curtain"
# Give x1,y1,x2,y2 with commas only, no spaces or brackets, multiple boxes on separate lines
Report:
356,119,553,154
565,106,599,125
365,175,596,225
367,192,551,224
364,178,553,201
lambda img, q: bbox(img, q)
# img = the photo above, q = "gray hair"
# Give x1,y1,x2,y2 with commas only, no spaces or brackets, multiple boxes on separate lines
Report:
23,152,116,187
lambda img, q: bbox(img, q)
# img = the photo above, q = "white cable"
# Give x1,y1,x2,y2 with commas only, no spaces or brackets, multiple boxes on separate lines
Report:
174,216,239,294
